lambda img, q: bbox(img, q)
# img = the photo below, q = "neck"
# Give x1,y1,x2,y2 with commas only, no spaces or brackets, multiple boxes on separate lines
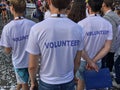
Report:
51,9,66,15
89,11,99,15
103,8,111,14
49,5,66,15
14,13,24,19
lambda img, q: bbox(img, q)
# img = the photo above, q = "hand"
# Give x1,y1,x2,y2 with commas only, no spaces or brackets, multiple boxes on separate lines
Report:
86,63,92,70
30,85,35,90
74,76,79,84
86,60,99,72
30,84,39,90
30,80,38,90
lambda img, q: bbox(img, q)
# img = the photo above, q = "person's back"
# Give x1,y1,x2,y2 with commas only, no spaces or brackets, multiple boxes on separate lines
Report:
101,0,120,72
113,9,120,88
114,25,120,88
0,0,36,90
78,15,112,60
77,0,113,90
30,17,83,84
26,0,84,90
103,11,120,52
2,19,35,68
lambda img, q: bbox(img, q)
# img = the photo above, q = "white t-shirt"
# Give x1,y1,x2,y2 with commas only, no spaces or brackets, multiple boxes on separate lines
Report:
0,19,36,68
78,14,113,62
44,10,51,19
26,17,84,84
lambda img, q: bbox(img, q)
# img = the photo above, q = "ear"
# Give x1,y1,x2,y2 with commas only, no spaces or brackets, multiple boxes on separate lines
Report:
9,5,14,11
87,4,91,14
10,5,15,15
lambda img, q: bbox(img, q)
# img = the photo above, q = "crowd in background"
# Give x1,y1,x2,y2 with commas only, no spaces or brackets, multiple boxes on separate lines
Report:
0,0,120,90
0,0,119,23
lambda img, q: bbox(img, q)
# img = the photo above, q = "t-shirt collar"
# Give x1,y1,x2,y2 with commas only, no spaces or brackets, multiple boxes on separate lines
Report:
105,10,111,15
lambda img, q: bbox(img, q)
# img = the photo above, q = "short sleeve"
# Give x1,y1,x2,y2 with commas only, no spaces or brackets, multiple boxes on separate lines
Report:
79,34,84,51
0,26,11,47
77,26,84,51
78,21,86,37
26,28,40,55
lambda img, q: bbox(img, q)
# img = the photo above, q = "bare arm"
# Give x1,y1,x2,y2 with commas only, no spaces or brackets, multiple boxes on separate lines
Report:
28,54,39,87
82,50,99,71
82,50,92,63
74,51,82,76
93,40,112,63
4,47,12,54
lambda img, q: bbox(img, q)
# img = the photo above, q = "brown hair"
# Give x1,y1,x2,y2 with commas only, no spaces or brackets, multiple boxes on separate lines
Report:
51,0,71,11
9,0,26,14
103,0,114,9
68,0,86,22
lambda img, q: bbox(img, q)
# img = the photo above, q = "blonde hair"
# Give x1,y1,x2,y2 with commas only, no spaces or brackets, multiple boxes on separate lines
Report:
9,0,26,14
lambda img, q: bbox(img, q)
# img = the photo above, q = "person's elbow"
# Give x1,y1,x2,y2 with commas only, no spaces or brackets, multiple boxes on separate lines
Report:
104,40,112,53
4,48,11,54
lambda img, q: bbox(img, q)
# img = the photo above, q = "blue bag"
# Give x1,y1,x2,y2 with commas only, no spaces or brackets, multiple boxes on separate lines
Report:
83,68,112,90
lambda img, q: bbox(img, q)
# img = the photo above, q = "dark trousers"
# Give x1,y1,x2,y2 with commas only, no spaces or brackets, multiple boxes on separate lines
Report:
101,52,115,72
115,55,120,84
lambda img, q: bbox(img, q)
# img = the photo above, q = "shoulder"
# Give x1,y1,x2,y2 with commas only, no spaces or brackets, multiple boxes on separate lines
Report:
101,17,111,24
78,17,89,24
30,19,47,34
3,20,14,30
66,18,83,30
104,11,120,21
77,17,90,28
24,19,36,25
70,21,83,35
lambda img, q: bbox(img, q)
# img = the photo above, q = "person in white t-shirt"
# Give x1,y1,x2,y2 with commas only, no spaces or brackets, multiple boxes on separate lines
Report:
0,0,36,90
26,0,84,90
76,0,113,90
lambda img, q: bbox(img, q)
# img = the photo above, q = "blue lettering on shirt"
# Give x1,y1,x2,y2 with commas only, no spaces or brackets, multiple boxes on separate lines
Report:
44,40,80,48
86,30,109,36
12,35,29,41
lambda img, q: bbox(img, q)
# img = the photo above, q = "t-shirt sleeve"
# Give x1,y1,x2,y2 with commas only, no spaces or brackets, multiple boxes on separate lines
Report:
0,26,11,47
26,28,40,55
107,23,113,40
77,21,85,51
78,21,86,37
78,26,84,51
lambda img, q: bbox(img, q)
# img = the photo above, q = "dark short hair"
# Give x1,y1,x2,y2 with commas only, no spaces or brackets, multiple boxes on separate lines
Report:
103,0,113,8
51,0,71,11
68,0,86,22
9,0,26,14
88,0,103,12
